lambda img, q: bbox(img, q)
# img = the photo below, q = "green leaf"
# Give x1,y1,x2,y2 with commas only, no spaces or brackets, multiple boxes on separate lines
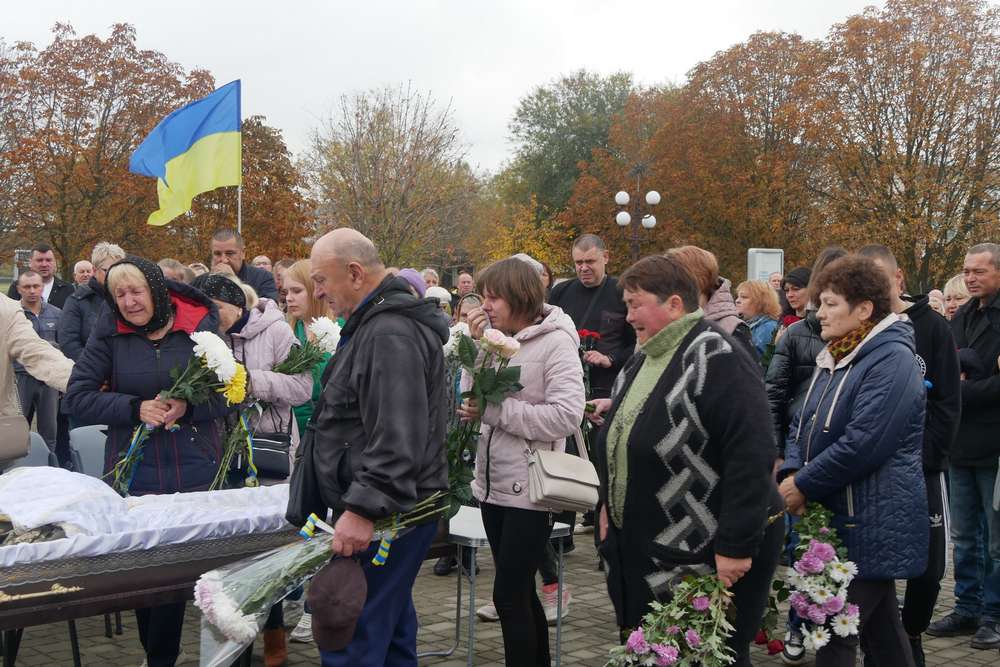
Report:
458,334,478,368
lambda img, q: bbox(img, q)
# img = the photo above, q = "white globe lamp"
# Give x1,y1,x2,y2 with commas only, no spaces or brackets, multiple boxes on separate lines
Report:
614,191,630,206
645,190,661,206
615,211,632,227
641,214,657,229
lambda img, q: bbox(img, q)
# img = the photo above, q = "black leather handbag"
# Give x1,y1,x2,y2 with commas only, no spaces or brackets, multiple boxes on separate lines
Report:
251,406,293,480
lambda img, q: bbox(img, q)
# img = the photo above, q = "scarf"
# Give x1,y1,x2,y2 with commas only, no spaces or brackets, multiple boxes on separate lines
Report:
105,255,173,334
827,319,876,363
192,273,247,309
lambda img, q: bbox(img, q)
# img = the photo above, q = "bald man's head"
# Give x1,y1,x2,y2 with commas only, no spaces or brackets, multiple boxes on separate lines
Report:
310,228,387,318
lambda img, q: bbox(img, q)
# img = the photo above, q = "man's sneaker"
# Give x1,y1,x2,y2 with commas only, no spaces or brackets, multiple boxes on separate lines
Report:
542,583,571,625
780,628,806,665
909,635,926,667
433,555,456,576
476,603,499,622
927,612,980,637
289,611,313,643
970,621,1000,649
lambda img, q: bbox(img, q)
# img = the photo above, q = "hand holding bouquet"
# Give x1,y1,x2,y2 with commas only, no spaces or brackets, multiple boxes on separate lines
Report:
110,332,247,495
272,317,340,375
606,575,735,666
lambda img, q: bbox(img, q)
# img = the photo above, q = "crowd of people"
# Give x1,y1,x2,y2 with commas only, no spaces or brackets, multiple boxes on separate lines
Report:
1,228,999,667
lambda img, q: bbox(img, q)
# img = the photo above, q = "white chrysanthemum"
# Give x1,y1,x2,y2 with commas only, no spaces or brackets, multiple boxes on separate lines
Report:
810,587,834,604
308,317,341,354
194,573,257,643
190,331,239,382
829,560,858,584
803,626,831,651
443,322,470,357
831,612,860,638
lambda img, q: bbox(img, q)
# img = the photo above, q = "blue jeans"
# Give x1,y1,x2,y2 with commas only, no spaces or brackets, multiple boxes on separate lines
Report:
949,465,1000,622
320,521,436,667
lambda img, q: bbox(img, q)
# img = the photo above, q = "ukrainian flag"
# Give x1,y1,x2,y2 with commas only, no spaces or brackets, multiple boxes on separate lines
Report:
130,80,242,226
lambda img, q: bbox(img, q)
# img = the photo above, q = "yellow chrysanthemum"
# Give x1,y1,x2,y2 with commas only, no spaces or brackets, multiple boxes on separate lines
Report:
220,363,248,405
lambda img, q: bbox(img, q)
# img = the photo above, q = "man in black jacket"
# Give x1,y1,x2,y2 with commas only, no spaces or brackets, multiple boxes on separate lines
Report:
307,227,448,666
209,229,278,300
862,245,961,666
928,242,1000,651
549,234,636,399
6,243,75,309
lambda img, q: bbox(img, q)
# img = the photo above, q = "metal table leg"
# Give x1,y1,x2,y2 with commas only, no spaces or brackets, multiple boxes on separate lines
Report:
3,629,23,667
555,537,564,667
67,621,82,667
467,545,477,667
417,546,462,659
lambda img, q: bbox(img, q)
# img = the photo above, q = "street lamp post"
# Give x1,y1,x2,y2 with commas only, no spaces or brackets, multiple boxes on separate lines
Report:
615,187,660,262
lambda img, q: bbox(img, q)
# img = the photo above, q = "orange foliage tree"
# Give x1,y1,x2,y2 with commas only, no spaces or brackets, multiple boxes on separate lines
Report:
1,24,313,274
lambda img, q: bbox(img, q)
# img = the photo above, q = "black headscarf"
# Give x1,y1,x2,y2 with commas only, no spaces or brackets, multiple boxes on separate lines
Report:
191,273,247,309
105,255,173,334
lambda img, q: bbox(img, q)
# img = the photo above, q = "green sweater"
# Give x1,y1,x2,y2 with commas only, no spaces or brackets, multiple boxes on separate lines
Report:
292,319,333,435
606,309,703,528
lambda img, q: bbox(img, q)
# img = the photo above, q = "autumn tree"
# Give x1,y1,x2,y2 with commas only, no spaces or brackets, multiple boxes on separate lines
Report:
505,70,635,220
304,85,477,267
806,0,1000,290
1,23,215,277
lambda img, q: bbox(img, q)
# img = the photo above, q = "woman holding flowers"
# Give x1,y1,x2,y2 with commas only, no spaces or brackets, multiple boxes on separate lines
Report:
282,260,335,435
193,273,312,474
778,255,927,666
589,255,783,667
64,256,233,667
459,258,585,666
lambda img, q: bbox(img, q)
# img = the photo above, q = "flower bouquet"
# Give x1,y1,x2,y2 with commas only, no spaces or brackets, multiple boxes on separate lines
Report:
444,328,522,518
606,575,736,666
194,492,447,646
272,316,340,375
109,331,247,495
783,503,859,650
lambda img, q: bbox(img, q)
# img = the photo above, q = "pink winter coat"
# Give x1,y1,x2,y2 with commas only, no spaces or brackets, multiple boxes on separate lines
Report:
469,304,586,511
227,299,312,469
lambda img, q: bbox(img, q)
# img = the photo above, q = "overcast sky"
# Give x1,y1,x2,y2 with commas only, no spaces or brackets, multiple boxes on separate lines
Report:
5,1,879,173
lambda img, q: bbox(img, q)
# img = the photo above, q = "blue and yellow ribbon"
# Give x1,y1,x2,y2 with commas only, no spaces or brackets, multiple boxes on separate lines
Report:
372,519,399,567
239,413,259,487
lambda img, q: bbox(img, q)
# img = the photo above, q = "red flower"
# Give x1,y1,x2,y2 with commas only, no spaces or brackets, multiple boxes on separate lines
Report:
578,329,591,339
590,331,602,341
753,630,768,646
766,639,785,655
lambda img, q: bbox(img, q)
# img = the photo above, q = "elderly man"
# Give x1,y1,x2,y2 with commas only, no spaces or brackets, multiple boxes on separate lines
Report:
7,243,75,308
252,255,273,272
209,229,278,300
73,261,94,286
768,272,783,290
58,242,125,363
304,228,448,666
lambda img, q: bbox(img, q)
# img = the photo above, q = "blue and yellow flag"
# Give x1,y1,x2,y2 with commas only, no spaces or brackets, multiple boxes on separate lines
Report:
130,80,242,226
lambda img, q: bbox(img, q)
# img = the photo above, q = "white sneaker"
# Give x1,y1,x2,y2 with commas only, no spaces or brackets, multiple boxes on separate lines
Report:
476,603,499,622
542,584,571,625
289,611,313,643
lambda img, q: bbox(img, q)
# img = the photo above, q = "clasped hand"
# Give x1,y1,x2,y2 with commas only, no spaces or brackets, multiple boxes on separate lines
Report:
138,394,187,429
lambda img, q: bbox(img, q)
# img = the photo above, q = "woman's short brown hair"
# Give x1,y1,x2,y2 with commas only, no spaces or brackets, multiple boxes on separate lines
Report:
810,255,892,321
620,255,700,312
476,258,545,322
664,246,719,300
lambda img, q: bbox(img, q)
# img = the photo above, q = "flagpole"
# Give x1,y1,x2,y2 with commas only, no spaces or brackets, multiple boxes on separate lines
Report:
237,184,243,235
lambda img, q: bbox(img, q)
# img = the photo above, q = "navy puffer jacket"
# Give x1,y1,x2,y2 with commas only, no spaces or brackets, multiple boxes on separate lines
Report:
64,281,231,495
780,315,928,580
57,276,108,362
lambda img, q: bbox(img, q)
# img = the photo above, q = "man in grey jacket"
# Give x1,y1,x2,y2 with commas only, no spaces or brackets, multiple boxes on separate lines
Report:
13,271,63,453
307,227,448,667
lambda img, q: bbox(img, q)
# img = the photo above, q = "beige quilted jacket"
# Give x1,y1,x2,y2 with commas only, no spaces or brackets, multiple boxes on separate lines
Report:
1,293,74,419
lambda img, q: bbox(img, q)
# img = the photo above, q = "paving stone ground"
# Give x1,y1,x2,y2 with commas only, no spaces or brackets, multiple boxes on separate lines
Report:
7,536,998,666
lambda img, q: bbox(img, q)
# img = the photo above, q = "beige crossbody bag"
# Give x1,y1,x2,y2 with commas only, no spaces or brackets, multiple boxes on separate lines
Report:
526,428,600,514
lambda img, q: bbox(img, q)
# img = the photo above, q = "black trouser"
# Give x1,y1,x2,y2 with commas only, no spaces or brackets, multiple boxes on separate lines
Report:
481,502,552,667
135,602,186,667
728,511,784,667
817,579,914,667
902,471,948,636
264,602,284,630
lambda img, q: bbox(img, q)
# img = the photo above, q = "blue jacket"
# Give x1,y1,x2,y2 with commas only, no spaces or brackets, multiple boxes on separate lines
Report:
781,316,928,580
747,315,779,358
63,281,231,495
57,277,108,362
